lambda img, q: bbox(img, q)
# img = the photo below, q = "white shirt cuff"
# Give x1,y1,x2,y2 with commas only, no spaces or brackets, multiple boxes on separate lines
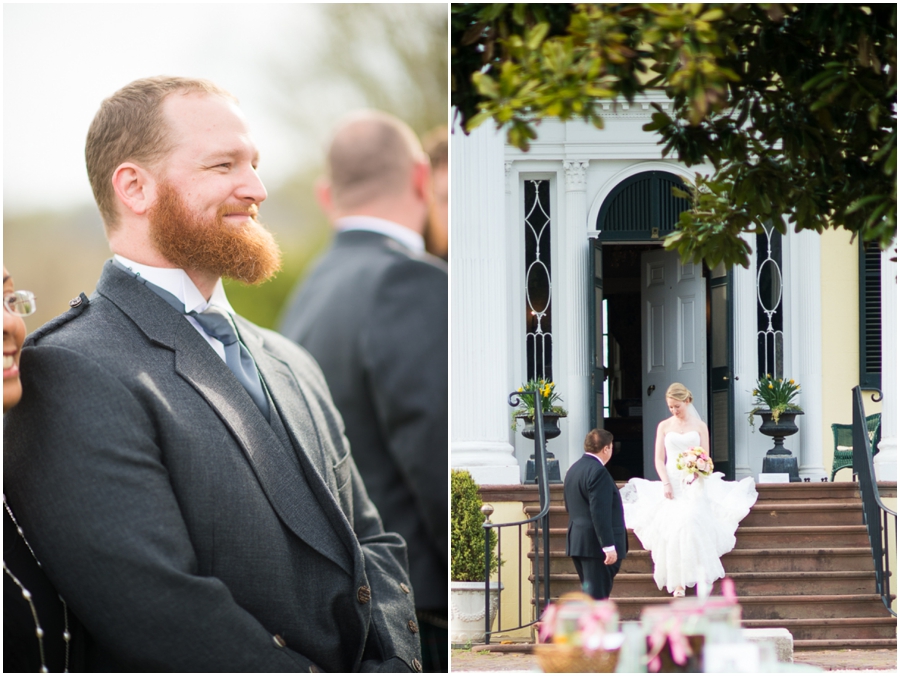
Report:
602,545,616,553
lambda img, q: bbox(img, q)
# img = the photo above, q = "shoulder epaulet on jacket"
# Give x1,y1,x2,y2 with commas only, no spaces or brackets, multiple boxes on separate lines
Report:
27,293,90,344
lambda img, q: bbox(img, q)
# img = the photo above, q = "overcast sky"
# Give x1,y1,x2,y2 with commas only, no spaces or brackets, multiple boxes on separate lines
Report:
3,3,407,217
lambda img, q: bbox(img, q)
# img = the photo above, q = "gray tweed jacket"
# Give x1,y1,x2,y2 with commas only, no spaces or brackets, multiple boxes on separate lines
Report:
3,260,421,672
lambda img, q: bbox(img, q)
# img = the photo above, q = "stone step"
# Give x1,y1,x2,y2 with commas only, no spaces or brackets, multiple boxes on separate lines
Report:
618,571,877,597
485,480,896,510
509,481,867,505
794,638,899,650
523,502,866,529
526,524,873,550
741,502,865,527
729,525,871,548
532,593,894,621
742,617,898,642
535,570,879,597
527,548,877,574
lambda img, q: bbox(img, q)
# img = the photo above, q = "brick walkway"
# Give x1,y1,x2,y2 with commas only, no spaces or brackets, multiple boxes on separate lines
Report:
451,647,898,672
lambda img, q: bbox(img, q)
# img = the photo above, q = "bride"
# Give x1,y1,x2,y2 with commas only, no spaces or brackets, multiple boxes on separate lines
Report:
621,383,758,597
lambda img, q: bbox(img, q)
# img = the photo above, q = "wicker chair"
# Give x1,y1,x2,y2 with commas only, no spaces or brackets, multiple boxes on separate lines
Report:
830,413,881,481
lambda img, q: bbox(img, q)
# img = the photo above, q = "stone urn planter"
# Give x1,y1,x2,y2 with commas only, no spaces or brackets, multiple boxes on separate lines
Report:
757,410,803,482
519,412,564,441
519,413,564,483
450,580,503,646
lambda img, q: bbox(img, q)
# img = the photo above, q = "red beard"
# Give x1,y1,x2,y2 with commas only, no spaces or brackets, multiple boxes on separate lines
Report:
148,181,281,285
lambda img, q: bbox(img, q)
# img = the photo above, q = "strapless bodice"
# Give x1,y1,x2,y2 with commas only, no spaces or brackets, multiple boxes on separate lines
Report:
665,430,701,463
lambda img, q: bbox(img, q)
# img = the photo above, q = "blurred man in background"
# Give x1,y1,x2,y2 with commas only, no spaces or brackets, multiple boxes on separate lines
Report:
422,126,448,261
279,110,448,671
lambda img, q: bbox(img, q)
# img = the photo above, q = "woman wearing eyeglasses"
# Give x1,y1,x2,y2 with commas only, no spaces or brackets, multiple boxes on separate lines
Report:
4,267,86,672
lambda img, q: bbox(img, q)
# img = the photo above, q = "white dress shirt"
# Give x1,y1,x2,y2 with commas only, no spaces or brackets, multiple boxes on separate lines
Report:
585,452,618,554
335,215,425,253
114,254,234,362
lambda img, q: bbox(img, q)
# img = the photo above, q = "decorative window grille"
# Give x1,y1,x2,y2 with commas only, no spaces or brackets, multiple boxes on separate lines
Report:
756,224,784,379
859,242,882,389
524,180,552,381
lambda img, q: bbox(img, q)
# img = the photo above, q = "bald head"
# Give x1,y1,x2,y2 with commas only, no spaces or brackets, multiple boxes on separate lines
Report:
325,111,426,212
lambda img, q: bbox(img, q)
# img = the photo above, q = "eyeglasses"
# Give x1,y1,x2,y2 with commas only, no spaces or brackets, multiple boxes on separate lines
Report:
4,290,36,317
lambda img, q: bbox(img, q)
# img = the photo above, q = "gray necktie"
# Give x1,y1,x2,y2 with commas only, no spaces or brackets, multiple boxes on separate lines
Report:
189,307,270,420
113,260,270,420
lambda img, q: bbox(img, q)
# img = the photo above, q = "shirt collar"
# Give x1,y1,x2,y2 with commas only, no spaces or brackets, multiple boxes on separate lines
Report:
113,254,234,315
586,452,607,466
335,216,425,253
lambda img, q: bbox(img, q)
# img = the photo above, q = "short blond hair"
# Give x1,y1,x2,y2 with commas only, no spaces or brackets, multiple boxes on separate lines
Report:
665,383,693,403
85,76,235,232
325,110,425,211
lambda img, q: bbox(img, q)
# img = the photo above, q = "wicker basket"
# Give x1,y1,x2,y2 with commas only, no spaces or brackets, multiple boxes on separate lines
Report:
533,644,620,673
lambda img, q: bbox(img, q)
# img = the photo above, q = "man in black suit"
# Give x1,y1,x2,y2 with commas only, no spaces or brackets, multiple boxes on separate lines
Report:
279,111,447,671
564,429,628,600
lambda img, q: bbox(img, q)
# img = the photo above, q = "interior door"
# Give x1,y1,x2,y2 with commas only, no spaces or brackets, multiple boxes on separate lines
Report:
640,249,707,479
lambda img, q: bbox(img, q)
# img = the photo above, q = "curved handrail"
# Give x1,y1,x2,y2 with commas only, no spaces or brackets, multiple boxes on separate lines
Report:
852,386,897,617
482,390,554,643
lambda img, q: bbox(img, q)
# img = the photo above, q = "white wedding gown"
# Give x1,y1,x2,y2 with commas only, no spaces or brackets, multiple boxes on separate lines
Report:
620,431,758,593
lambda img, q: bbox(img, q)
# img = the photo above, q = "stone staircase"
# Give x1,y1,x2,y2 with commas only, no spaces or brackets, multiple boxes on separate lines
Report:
507,482,897,650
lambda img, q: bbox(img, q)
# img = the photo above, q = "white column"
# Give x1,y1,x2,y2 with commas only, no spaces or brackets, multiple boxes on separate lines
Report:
733,234,760,479
450,122,520,484
874,239,897,481
562,160,591,470
792,229,827,480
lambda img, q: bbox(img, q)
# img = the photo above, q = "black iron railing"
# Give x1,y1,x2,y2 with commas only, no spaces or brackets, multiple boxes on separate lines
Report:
852,386,897,617
482,391,553,644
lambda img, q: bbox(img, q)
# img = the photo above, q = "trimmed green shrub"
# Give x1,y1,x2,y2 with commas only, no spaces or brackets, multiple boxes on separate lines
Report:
451,469,499,581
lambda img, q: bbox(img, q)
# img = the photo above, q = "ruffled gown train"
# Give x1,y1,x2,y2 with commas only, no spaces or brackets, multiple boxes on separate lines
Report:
620,431,758,593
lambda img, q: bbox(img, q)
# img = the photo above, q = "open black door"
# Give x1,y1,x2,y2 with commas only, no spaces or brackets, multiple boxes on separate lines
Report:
589,238,604,430
708,263,735,479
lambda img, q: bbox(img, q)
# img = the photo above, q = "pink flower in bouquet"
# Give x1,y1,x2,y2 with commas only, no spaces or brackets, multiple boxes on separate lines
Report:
675,447,713,484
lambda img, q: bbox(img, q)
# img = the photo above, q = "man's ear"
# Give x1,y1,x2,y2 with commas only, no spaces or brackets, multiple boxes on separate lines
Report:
315,176,335,218
411,160,431,203
112,162,155,216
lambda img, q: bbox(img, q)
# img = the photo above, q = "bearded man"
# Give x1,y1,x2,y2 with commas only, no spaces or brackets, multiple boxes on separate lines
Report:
3,77,422,673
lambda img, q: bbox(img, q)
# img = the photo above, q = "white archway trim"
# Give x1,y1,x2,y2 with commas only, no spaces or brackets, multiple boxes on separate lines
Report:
587,160,699,238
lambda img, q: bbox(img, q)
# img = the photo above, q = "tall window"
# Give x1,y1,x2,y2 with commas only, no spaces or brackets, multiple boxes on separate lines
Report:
859,242,882,389
756,224,784,378
525,180,552,381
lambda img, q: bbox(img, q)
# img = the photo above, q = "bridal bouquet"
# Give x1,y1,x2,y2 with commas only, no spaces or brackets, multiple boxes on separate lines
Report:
675,447,713,485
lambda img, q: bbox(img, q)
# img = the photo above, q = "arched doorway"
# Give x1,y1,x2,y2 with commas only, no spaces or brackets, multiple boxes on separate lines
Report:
588,171,736,480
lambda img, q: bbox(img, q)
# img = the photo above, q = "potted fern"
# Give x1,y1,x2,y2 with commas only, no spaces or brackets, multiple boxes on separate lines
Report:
450,469,502,645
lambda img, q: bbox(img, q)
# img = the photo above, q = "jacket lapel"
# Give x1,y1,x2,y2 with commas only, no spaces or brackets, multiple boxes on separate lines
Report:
240,327,362,566
97,262,352,573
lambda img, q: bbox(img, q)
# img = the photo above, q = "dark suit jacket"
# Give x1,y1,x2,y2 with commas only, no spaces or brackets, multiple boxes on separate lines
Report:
279,230,447,611
564,454,628,560
3,261,421,672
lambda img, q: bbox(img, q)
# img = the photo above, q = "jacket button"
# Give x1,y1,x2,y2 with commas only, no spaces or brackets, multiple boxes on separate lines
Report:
273,634,286,648
400,583,410,594
407,620,419,634
69,296,83,308
357,585,371,604
412,658,423,672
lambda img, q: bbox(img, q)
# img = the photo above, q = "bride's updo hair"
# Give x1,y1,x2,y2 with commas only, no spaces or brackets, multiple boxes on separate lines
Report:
666,383,693,403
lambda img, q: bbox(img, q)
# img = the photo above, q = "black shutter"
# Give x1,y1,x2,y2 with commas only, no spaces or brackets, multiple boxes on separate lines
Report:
859,242,882,389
